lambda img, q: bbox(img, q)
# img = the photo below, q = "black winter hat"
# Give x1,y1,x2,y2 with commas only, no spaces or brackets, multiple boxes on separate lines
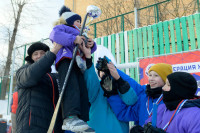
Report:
25,42,50,63
166,72,197,100
163,72,197,110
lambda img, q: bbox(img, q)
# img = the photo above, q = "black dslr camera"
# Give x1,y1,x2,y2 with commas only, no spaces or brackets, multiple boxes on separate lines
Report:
96,56,111,74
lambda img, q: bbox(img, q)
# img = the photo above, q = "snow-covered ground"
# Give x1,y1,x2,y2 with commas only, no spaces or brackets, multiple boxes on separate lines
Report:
0,100,11,123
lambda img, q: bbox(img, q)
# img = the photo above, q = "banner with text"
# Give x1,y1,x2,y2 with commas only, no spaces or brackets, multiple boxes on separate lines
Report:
139,51,200,96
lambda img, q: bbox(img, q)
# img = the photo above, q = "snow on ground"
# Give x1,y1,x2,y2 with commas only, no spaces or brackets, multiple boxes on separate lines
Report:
0,100,11,123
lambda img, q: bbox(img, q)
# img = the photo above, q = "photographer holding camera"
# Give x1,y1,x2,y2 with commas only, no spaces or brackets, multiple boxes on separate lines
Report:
79,43,137,133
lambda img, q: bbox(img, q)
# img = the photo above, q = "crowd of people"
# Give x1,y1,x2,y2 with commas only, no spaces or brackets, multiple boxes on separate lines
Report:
9,5,200,133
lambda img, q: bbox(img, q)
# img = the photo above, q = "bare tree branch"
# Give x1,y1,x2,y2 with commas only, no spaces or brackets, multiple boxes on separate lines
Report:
0,0,48,99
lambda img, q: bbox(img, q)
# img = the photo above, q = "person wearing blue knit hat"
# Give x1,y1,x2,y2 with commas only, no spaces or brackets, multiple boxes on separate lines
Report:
49,5,97,132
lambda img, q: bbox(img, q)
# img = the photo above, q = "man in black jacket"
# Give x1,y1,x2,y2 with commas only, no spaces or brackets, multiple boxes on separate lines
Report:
16,42,63,133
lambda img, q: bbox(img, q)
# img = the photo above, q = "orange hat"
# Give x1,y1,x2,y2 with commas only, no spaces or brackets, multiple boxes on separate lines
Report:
148,63,172,83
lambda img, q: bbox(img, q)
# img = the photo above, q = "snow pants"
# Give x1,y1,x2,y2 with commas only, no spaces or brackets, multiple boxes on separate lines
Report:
57,59,89,122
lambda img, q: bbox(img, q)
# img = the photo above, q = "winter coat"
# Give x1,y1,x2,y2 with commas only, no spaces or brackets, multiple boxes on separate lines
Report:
49,24,97,65
84,64,137,133
10,91,18,114
16,51,63,133
107,71,163,126
145,99,200,133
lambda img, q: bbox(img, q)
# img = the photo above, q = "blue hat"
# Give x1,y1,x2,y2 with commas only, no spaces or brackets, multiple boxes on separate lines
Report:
59,6,81,25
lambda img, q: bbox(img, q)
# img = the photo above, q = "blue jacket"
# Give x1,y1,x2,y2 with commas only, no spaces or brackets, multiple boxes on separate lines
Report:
107,71,163,126
83,64,137,133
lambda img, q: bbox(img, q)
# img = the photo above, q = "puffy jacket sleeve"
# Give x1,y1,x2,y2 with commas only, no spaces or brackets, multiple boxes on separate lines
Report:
49,24,77,47
91,42,97,54
119,88,137,106
183,109,200,133
106,69,146,122
107,95,140,122
16,51,56,89
84,64,101,103
116,71,138,105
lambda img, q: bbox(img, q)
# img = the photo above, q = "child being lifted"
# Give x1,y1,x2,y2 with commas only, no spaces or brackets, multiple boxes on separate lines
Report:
49,5,97,133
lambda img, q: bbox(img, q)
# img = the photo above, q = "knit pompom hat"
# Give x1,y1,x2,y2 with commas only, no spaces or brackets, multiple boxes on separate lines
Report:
59,5,81,26
148,63,172,83
167,72,197,99
25,42,49,63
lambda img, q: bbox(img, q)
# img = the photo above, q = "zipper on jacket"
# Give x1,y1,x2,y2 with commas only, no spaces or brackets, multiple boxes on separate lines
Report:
47,73,55,109
47,73,55,133
29,110,31,126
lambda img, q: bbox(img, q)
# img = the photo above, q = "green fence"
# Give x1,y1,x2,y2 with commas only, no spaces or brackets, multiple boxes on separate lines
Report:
91,0,200,38
94,13,200,82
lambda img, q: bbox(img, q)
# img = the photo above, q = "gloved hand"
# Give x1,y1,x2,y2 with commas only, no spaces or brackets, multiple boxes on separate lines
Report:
117,77,130,94
130,125,144,133
144,123,166,133
100,75,118,98
102,87,118,98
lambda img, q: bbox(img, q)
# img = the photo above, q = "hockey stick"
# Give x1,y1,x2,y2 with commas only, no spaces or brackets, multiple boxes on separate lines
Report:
47,5,101,133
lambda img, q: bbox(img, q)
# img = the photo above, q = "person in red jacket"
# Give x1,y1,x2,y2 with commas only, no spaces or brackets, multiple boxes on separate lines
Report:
10,91,18,133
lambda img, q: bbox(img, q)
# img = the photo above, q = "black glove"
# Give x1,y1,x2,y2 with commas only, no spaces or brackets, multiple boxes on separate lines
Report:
96,56,110,75
117,77,130,94
144,123,166,133
86,57,92,69
102,87,118,98
100,75,118,98
130,125,144,133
